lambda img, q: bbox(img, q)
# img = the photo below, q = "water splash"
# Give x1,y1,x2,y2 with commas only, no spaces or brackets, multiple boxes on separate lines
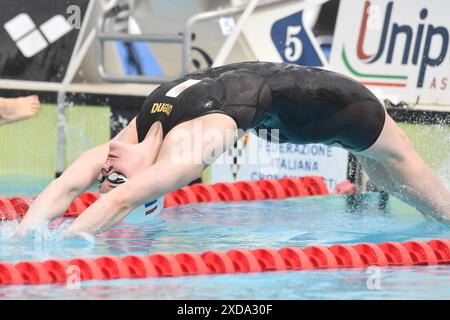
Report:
110,114,130,134
0,218,95,247
0,219,21,240
439,133,450,188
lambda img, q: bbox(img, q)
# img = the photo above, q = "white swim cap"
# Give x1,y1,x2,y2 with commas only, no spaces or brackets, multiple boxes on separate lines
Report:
123,196,165,224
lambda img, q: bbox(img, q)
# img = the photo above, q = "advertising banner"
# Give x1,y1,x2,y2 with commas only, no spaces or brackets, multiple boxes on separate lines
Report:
330,0,450,106
206,133,349,192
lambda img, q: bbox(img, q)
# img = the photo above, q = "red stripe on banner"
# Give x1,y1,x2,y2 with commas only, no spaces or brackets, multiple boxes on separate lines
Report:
361,81,407,87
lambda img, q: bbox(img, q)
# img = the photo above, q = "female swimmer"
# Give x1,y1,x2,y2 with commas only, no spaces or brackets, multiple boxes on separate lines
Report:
19,62,450,236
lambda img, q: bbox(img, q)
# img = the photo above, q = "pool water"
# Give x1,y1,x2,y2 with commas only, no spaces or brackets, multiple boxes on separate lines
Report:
0,177,449,299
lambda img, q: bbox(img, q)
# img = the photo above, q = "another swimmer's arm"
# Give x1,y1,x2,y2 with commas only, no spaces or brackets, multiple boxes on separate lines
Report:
18,143,109,234
63,160,203,236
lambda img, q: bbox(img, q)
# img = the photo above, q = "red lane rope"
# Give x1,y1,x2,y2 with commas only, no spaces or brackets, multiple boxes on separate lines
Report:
0,176,330,220
1,239,449,285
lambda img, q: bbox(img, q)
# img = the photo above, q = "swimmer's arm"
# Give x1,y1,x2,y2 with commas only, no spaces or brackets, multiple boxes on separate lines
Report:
63,160,203,236
19,118,139,234
63,113,237,236
18,143,109,233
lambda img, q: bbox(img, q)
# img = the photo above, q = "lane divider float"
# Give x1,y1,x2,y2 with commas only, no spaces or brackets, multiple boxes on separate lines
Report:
0,176,331,220
1,239,449,285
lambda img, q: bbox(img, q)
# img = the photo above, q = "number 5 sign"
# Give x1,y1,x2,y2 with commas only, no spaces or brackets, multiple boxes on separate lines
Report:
271,11,326,67
284,25,303,61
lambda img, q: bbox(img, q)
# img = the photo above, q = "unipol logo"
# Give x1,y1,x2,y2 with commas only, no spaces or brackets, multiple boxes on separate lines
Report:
342,0,450,89
3,13,73,58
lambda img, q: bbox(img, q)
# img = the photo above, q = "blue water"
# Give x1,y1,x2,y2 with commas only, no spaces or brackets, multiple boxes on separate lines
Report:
0,176,449,299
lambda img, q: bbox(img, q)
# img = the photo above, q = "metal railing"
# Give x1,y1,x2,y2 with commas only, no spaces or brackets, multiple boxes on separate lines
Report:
96,4,183,84
96,0,290,84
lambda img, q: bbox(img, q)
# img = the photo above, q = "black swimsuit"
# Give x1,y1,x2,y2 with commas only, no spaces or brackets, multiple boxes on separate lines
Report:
136,62,385,151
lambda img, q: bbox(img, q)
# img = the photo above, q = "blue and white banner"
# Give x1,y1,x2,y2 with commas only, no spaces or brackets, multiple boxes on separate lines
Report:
206,134,349,192
241,0,328,66
271,11,326,66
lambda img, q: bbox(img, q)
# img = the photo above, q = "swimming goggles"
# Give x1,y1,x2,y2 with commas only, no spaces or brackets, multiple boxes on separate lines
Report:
98,171,128,184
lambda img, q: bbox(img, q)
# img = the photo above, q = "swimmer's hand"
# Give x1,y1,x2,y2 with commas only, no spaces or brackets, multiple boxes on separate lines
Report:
61,224,95,241
16,217,50,237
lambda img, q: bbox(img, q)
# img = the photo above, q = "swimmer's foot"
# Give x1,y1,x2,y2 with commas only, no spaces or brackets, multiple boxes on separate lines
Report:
0,95,41,125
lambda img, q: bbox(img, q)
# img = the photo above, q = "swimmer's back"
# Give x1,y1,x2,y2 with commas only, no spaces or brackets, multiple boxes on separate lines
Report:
136,61,385,151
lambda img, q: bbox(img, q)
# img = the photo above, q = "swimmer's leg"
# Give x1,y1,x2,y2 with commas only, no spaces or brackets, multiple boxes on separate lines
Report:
355,155,396,194
0,95,41,126
356,111,450,222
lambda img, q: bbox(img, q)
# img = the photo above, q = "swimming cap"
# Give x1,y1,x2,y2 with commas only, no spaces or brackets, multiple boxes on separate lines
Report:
123,196,165,224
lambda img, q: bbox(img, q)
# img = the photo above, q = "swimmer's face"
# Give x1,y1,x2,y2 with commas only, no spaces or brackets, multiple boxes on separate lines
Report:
99,140,146,193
